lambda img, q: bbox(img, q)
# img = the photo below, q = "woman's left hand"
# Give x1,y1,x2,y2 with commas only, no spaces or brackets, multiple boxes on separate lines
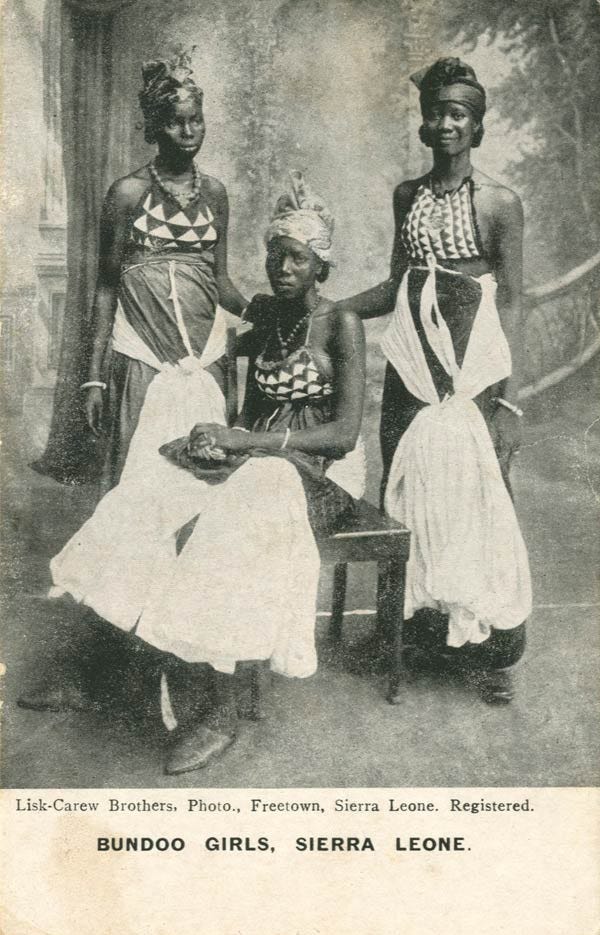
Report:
188,423,251,456
489,406,522,474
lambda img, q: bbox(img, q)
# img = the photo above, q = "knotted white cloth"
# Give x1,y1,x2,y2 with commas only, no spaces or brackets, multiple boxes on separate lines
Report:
49,261,359,676
381,259,531,646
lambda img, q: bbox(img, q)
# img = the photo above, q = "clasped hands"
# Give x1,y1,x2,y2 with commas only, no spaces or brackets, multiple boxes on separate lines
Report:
187,423,251,460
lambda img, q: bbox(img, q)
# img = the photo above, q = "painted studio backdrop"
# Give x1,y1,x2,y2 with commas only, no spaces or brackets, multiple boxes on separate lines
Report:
6,0,599,484
1,0,599,788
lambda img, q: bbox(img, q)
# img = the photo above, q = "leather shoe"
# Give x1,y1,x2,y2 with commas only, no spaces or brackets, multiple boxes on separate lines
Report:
165,724,236,775
475,668,515,704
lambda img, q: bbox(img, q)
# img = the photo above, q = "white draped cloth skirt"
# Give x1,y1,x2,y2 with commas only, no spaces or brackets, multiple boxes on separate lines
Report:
50,300,364,678
50,365,322,676
381,261,532,647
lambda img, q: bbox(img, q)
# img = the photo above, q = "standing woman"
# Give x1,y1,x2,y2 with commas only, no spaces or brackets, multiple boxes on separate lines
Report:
85,50,246,487
21,175,367,774
337,58,531,702
18,51,246,713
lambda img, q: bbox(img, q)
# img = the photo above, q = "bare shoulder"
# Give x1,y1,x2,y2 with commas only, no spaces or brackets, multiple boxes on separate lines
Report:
320,301,365,346
199,173,229,224
392,176,426,229
393,176,426,210
200,173,227,201
106,166,149,211
473,169,523,214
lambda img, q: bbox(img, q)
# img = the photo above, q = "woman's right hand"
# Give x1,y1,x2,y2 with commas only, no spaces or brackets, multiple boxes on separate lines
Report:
84,387,104,437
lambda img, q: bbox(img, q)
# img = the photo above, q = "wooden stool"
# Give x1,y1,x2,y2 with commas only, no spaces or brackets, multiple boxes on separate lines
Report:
243,499,410,718
224,327,411,716
320,498,410,701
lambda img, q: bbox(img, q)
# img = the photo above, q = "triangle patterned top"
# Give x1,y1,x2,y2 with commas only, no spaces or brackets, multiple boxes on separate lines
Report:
401,177,484,262
128,182,219,256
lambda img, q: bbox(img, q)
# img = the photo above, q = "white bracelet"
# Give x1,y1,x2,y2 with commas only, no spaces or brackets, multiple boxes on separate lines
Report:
80,381,107,391
494,397,524,418
280,428,291,450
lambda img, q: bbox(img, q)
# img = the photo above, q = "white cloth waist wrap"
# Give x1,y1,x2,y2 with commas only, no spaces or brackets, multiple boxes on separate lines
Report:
49,261,358,676
111,261,365,495
109,260,240,478
381,258,532,646
112,260,239,373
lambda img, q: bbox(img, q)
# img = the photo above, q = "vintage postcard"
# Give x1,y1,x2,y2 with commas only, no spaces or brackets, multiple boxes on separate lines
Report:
1,0,599,932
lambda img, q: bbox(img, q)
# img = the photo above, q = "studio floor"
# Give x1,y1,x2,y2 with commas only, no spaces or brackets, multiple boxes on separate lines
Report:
1,366,599,789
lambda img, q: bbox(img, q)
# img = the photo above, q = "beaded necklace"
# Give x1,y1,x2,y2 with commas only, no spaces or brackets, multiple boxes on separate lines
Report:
148,158,203,210
427,172,472,233
276,295,322,354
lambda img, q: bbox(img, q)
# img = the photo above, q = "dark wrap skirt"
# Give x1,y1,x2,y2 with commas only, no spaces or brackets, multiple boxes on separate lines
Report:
102,252,224,490
380,268,526,670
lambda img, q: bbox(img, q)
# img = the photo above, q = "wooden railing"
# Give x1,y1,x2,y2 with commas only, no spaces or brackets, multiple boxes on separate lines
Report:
520,250,600,399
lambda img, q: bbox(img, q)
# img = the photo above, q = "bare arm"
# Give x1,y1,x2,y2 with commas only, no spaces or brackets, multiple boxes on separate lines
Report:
487,188,525,465
210,181,248,315
335,182,413,319
192,309,366,460
84,179,138,435
87,183,129,382
492,189,525,403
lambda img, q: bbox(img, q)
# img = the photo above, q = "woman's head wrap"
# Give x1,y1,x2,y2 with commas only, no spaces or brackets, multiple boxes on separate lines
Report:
139,47,203,144
265,171,334,263
411,57,486,122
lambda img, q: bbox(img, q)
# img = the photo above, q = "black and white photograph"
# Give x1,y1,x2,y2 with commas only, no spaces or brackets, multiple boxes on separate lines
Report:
1,2,599,930
2,0,599,789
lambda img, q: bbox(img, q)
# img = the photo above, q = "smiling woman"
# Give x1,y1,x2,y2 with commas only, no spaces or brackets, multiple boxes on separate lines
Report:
336,58,531,703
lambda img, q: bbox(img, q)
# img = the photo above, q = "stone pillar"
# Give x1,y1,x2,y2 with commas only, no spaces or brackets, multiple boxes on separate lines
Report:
41,0,67,225
0,0,46,415
28,0,68,457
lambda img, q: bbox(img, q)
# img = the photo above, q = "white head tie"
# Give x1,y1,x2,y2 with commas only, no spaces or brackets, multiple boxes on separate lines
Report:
265,171,334,263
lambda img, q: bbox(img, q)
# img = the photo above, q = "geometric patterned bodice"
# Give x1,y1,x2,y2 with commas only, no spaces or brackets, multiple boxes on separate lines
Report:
129,182,218,255
401,176,484,263
254,346,334,403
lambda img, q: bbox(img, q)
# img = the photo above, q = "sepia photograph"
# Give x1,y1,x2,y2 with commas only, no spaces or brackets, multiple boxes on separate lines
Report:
2,0,599,795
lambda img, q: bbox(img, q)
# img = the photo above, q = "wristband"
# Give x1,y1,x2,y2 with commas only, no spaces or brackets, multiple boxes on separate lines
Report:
493,397,523,418
81,381,107,391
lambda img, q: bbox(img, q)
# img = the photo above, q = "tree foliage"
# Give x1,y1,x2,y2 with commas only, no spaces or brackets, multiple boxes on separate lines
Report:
444,0,600,274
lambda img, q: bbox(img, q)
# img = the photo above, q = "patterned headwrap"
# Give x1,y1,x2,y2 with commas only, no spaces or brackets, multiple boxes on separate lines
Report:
139,47,203,144
265,171,334,263
411,57,486,122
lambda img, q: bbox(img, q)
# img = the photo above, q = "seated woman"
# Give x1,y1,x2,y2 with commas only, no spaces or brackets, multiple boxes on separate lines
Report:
20,173,366,775
336,58,532,702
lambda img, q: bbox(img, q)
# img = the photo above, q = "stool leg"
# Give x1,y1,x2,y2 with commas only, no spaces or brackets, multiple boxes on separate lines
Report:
329,563,348,642
249,662,269,721
378,557,406,704
375,563,390,644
